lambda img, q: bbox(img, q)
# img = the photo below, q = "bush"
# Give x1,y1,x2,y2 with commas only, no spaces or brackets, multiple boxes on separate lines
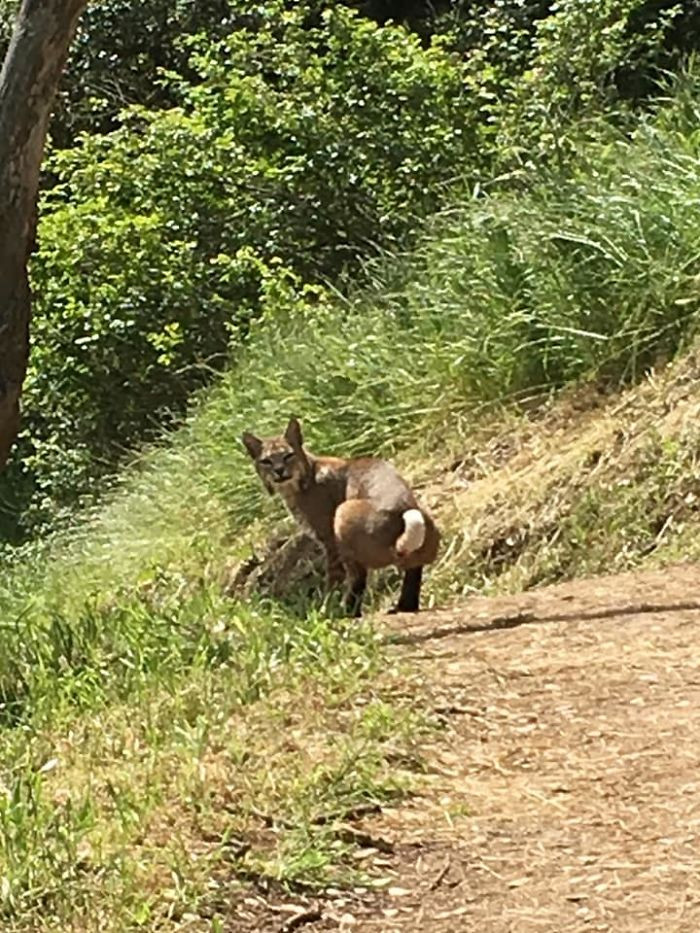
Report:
0,0,692,543
492,0,685,169
48,0,234,145
5,68,700,580
1,3,473,540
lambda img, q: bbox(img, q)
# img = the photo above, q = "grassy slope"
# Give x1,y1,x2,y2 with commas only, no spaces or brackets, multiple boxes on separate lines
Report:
427,345,700,600
4,76,700,928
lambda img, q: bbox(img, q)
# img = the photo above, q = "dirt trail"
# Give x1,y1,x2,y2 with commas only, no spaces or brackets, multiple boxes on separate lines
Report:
238,564,700,932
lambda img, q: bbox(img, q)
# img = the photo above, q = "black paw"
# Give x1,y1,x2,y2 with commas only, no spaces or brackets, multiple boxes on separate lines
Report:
388,602,419,614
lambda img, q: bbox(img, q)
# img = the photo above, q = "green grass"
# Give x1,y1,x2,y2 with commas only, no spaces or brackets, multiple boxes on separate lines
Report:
0,585,429,929
4,69,700,928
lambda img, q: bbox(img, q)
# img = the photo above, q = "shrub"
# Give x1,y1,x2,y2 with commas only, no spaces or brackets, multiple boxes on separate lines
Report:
493,0,685,169
1,3,473,540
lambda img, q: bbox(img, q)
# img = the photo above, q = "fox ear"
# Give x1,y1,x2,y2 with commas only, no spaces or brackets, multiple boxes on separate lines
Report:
285,416,313,489
241,432,262,460
285,417,303,450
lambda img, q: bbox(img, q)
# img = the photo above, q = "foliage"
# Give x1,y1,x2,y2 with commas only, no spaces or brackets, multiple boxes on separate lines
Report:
0,3,473,541
431,0,553,66
398,116,700,397
49,0,233,145
423,1,690,171
0,0,695,543
619,1,700,96
7,65,700,588
4,1,699,150
489,0,685,169
0,0,18,51
36,1,444,145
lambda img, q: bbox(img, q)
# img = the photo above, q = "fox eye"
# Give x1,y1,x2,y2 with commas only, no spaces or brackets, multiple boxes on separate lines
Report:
259,457,273,467
282,451,295,461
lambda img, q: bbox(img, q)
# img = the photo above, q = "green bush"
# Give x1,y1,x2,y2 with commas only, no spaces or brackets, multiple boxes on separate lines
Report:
5,67,700,601
493,0,684,169
48,0,234,145
1,3,473,540
1,0,692,543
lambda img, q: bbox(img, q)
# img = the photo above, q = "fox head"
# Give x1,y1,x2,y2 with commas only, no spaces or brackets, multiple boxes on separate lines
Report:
241,417,312,495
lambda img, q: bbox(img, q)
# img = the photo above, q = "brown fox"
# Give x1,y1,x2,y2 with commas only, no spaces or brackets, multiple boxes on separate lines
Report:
241,417,440,617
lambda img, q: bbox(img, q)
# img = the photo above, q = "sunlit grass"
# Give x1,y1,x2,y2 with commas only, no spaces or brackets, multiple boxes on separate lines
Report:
0,586,429,929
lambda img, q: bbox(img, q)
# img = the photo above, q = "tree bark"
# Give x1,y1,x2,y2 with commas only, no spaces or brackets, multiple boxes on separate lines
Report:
0,0,87,468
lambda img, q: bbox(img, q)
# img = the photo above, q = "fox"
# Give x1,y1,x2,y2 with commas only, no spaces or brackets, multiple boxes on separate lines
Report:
241,417,440,617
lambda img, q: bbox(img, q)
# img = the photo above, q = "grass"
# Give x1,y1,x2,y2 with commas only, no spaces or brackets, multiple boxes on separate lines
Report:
4,69,700,928
424,345,700,602
0,586,429,929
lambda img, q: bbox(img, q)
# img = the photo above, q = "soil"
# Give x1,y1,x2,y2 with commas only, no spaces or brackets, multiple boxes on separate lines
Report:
231,563,700,932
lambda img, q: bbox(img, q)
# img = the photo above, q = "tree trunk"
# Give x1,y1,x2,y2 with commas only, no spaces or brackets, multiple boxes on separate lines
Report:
0,0,87,468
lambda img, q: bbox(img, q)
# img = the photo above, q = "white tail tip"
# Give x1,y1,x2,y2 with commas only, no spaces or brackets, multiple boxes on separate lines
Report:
397,508,426,555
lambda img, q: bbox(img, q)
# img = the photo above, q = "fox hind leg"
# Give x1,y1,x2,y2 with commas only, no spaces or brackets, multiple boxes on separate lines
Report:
389,566,423,614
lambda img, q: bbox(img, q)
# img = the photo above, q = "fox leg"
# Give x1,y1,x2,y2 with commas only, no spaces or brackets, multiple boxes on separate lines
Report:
313,523,345,590
345,563,368,618
389,566,423,614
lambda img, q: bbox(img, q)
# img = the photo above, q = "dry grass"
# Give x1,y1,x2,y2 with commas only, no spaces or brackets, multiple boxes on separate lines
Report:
415,345,700,603
223,341,700,618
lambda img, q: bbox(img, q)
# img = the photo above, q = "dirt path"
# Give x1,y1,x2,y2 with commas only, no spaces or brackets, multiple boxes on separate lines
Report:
238,564,700,932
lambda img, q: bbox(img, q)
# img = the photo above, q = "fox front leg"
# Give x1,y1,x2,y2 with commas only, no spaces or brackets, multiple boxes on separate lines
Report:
345,563,368,618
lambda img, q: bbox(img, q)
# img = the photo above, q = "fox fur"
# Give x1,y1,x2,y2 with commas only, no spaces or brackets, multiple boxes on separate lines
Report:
241,417,440,617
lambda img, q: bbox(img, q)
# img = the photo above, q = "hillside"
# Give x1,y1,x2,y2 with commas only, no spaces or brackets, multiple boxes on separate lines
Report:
228,352,700,930
4,332,700,929
231,342,700,610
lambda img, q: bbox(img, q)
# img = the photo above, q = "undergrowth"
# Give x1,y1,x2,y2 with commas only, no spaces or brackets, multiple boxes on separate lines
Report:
10,69,700,604
0,587,427,930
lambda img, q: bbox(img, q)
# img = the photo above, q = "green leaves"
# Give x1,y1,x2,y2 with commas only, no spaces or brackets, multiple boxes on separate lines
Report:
493,0,685,169
3,2,473,540
3,0,695,542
